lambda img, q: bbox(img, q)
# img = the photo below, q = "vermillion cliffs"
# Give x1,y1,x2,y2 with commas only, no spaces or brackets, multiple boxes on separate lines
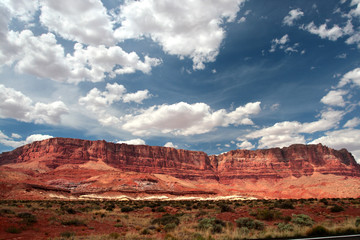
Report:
0,138,360,200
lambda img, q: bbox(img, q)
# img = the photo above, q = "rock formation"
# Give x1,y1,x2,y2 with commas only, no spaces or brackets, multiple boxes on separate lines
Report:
0,137,359,200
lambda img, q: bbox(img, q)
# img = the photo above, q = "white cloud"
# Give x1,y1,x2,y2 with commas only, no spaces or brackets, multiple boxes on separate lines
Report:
236,140,254,150
344,117,360,128
121,101,261,136
237,17,246,23
310,128,360,161
64,44,162,83
246,109,345,149
79,83,126,112
320,90,348,107
117,138,145,145
79,83,151,113
303,22,344,41
164,142,178,148
0,84,68,125
338,67,360,87
246,121,305,149
11,133,21,139
345,31,360,48
1,28,161,83
123,90,152,104
0,131,53,149
300,110,344,133
2,0,39,22
39,0,115,46
269,34,290,52
24,134,53,144
349,0,360,17
10,31,75,82
114,0,245,70
283,8,304,26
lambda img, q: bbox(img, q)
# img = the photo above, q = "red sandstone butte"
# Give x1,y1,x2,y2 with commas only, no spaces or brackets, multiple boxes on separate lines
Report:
0,137,359,200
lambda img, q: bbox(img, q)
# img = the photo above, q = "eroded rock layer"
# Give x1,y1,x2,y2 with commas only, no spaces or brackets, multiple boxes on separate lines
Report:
0,137,359,199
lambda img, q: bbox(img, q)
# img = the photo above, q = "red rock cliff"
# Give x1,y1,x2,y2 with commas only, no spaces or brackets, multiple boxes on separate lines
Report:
0,138,216,180
216,144,360,183
0,138,359,181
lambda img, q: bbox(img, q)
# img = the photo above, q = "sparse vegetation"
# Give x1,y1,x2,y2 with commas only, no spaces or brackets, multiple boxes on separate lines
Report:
330,204,345,212
0,198,360,239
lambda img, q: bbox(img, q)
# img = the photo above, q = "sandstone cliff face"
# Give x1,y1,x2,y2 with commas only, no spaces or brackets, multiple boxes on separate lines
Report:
0,138,216,180
0,138,359,181
216,144,360,182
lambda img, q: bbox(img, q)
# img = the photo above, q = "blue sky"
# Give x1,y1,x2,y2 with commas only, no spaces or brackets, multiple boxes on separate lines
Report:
1,0,360,161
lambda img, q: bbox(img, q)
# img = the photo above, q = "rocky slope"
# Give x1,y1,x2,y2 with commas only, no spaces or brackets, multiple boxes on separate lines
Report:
0,137,359,200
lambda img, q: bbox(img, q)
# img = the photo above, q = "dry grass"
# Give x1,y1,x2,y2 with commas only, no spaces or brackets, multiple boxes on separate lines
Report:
2,199,360,240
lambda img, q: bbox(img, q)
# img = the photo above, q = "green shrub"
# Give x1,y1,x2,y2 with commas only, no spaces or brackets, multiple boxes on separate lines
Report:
155,206,166,212
192,233,206,240
330,204,344,213
141,228,151,235
197,217,226,233
152,214,180,226
105,203,116,211
320,198,328,205
61,218,86,226
306,225,330,237
121,206,134,212
277,222,294,232
275,200,295,209
236,217,265,230
355,217,360,227
114,223,123,228
254,208,282,221
60,231,75,238
0,208,15,215
164,223,177,232
5,226,21,234
218,203,234,213
17,212,37,225
108,232,120,239
292,214,314,226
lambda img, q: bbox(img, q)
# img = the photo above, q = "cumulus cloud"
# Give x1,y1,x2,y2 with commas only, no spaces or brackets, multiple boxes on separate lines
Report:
246,109,344,149
121,101,261,136
114,0,245,70
164,142,178,148
1,0,39,22
349,0,360,17
123,90,152,104
246,121,305,149
303,22,344,41
236,140,254,150
0,84,68,125
0,130,53,149
11,133,21,139
338,67,360,87
117,138,145,145
344,117,360,128
39,0,115,46
0,29,161,83
79,83,151,112
65,44,161,83
320,90,348,107
283,8,304,26
310,128,360,161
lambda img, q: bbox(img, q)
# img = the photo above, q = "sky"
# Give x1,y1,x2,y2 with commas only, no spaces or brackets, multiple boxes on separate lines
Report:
0,0,360,161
